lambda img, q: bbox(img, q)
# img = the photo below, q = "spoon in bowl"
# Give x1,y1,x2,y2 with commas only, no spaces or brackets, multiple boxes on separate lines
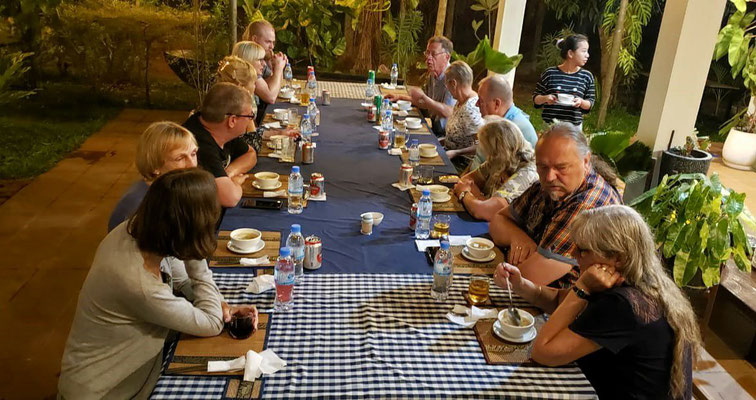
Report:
505,277,522,326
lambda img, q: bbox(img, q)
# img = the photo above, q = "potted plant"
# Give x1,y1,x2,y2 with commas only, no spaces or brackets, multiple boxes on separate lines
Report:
714,0,756,170
658,135,713,178
451,36,522,84
629,173,754,317
588,131,654,202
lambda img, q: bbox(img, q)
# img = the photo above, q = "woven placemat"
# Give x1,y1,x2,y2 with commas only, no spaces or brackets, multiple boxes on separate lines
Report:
165,313,269,376
473,309,546,365
409,187,465,212
242,175,288,198
379,85,409,98
400,148,445,166
451,245,505,274
209,231,281,267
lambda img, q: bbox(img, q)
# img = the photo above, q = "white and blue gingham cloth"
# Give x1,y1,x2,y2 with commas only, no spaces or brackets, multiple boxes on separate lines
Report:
151,273,596,399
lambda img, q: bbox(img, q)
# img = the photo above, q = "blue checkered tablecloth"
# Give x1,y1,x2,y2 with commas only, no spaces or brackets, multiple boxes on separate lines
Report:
151,273,597,399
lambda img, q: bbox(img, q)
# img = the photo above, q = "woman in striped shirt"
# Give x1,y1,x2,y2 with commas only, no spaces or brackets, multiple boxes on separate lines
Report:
533,34,596,129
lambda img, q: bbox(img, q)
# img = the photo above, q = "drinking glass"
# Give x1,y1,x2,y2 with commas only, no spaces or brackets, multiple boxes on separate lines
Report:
287,108,299,126
226,314,253,339
393,128,407,149
281,137,296,162
418,165,434,185
431,214,451,239
468,274,490,305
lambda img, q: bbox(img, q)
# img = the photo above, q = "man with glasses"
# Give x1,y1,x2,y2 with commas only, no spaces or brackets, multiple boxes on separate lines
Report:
183,83,257,208
387,36,456,137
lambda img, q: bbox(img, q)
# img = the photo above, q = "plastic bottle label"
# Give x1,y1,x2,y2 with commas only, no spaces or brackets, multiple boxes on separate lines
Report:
276,271,295,285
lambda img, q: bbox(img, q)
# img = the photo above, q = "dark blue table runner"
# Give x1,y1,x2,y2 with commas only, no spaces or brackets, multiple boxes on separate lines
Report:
221,98,489,274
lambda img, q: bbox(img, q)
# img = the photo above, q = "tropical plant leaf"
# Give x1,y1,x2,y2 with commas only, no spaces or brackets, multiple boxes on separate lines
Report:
673,250,690,287
733,245,751,272
701,266,721,287
733,0,747,13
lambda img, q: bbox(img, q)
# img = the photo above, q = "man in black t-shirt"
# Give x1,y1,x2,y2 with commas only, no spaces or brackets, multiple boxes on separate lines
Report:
183,83,257,208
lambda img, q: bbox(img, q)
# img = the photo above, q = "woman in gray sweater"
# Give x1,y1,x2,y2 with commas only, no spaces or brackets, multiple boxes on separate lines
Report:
59,168,253,399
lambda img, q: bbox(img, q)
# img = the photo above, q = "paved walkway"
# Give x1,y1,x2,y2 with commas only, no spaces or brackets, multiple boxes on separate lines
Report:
0,107,754,399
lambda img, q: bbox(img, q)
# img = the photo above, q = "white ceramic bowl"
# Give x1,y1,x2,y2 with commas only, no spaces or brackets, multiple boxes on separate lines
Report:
397,100,412,111
273,108,288,120
360,212,384,226
279,88,294,99
418,143,437,157
465,237,494,259
230,228,262,251
497,308,535,338
405,117,422,129
254,171,280,189
427,184,449,201
557,93,574,103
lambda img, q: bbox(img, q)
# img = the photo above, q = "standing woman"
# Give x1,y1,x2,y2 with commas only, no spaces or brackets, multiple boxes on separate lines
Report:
533,34,596,129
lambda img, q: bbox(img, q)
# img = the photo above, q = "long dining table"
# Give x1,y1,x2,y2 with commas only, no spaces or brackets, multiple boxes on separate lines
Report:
149,89,597,399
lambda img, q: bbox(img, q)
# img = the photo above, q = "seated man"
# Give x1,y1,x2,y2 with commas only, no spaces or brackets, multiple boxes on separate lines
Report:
386,36,456,137
470,75,538,171
183,82,256,208
243,19,287,122
489,122,621,287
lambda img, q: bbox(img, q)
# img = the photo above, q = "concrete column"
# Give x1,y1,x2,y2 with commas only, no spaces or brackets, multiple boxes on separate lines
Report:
636,0,727,151
491,0,526,86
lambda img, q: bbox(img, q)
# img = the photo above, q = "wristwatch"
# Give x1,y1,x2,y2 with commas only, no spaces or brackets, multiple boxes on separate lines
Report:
572,285,591,300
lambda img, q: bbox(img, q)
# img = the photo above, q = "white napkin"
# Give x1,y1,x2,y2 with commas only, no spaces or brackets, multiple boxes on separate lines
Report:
391,182,414,191
263,121,281,129
289,98,300,104
446,305,498,328
263,190,286,198
309,193,327,202
396,110,409,117
415,235,472,251
387,148,402,156
240,256,269,266
245,274,275,294
267,153,281,159
373,125,383,130
207,349,287,382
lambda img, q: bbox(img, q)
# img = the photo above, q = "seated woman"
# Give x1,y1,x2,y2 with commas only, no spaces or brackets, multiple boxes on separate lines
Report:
232,41,271,125
494,205,700,400
452,117,537,221
60,168,258,399
441,60,484,170
108,121,198,232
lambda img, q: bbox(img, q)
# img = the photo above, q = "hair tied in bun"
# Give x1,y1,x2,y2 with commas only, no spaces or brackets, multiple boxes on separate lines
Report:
556,38,565,48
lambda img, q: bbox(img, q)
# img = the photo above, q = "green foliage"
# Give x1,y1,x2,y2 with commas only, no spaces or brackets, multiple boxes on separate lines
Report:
452,36,522,83
381,8,423,78
601,0,654,82
588,131,653,178
0,51,36,105
469,0,498,41
249,0,354,69
630,173,753,287
537,27,575,72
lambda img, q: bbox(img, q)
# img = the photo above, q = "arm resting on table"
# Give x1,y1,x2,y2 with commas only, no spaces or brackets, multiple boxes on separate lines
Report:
225,146,256,177
216,176,243,208
518,252,575,286
531,291,600,366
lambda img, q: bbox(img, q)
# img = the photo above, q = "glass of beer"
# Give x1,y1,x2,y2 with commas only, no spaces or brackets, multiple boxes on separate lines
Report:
431,214,450,239
468,274,490,305
418,165,434,184
393,128,406,149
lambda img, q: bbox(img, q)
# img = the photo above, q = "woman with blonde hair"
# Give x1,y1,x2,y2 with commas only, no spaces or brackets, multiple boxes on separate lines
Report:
233,41,277,122
494,205,700,399
452,117,537,221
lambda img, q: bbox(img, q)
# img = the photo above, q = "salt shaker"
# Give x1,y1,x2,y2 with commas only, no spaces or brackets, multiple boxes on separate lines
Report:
361,214,374,235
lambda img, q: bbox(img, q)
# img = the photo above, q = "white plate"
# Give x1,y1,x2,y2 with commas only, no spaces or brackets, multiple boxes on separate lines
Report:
381,83,397,90
461,247,496,263
556,100,574,107
289,98,301,104
420,152,438,158
252,180,282,190
492,320,537,343
226,240,265,255
431,193,452,203
406,124,422,130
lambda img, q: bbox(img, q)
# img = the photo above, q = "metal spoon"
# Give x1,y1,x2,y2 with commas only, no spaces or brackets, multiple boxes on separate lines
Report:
505,277,522,326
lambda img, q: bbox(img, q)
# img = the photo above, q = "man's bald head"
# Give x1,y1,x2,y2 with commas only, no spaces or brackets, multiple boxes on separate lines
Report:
476,75,513,117
242,20,276,56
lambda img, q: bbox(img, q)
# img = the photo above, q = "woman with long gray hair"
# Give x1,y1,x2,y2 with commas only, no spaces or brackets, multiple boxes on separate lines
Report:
494,205,700,399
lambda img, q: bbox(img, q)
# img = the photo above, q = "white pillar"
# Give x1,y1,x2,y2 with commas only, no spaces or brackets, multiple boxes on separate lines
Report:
491,0,526,86
636,0,727,151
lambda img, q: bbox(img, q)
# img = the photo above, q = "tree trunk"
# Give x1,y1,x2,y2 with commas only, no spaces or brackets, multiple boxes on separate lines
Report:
435,0,448,36
344,14,356,71
529,0,546,63
354,2,382,72
597,0,628,128
444,0,456,39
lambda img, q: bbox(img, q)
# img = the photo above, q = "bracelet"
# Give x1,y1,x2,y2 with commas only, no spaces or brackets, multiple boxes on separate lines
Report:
535,285,542,298
572,285,591,300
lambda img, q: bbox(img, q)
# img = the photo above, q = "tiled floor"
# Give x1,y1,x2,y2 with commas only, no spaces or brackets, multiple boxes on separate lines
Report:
0,109,754,399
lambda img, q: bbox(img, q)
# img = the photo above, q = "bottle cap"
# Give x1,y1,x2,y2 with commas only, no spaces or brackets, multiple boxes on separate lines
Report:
291,224,301,233
292,166,300,173
280,247,291,257
440,240,450,250
422,189,430,196
411,139,418,146
303,113,310,118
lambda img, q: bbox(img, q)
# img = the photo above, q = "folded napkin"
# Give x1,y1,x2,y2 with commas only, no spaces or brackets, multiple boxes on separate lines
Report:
309,193,326,202
391,182,414,191
267,153,281,159
387,148,402,156
207,349,287,382
240,256,269,266
446,305,498,328
415,235,472,251
263,121,281,129
263,190,286,198
245,274,275,294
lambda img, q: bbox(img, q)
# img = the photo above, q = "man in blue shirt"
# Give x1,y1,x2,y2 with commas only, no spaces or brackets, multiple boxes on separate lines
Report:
470,75,538,170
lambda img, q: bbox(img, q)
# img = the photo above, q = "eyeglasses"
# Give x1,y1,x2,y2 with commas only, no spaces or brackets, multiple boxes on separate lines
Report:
226,113,255,119
424,50,447,58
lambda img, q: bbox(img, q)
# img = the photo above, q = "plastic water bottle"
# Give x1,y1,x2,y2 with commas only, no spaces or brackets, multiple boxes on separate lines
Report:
283,62,293,89
382,108,393,132
390,63,398,87
415,189,432,239
408,139,420,179
286,224,305,284
307,70,318,100
274,247,295,311
300,112,312,142
307,98,320,129
287,166,304,214
431,240,453,301
365,78,374,104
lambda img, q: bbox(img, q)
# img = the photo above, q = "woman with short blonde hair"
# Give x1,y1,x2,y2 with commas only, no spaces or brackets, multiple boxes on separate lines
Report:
232,41,266,77
494,205,701,399
452,117,537,221
217,55,258,98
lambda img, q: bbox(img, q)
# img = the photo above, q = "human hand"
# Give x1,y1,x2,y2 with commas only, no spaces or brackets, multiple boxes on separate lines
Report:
279,52,289,65
230,173,248,186
572,96,584,108
453,180,472,196
222,303,259,330
408,87,425,104
575,264,624,295
493,262,527,293
541,94,557,105
272,53,285,70
507,232,538,265
282,126,300,138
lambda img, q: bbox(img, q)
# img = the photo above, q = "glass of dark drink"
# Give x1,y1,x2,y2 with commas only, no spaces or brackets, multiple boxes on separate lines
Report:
226,314,254,340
